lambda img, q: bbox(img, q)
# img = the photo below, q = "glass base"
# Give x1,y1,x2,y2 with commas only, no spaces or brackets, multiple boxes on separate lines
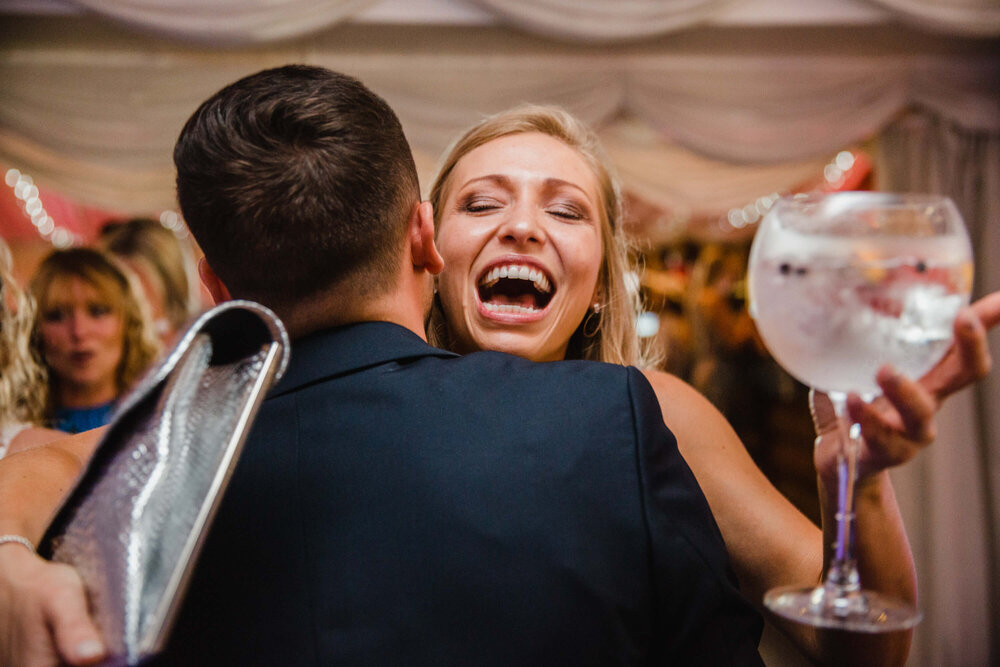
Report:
764,584,922,633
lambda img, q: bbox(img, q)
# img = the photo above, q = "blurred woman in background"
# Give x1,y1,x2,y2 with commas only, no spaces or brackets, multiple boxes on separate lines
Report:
99,217,202,344
30,248,160,434
0,238,64,457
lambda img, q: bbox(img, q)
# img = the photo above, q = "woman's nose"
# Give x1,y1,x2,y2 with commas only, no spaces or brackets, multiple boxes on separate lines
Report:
67,311,90,338
499,208,546,246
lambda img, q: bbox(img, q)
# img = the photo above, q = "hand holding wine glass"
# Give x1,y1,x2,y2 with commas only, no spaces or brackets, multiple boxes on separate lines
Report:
747,192,974,631
813,291,999,478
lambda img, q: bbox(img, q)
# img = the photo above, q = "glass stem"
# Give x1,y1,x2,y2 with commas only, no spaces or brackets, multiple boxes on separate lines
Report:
824,391,862,600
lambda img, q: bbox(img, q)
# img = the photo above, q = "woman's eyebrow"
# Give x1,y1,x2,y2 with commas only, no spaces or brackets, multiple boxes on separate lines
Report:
541,177,590,198
458,174,512,190
461,174,589,198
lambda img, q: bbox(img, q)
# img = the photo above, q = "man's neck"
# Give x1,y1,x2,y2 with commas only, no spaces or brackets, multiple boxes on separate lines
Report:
274,281,429,343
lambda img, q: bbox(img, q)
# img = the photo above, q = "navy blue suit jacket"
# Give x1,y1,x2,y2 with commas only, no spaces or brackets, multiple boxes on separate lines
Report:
153,322,762,665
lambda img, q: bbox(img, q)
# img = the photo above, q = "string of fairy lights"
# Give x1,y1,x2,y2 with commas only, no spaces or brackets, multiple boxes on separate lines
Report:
5,150,859,340
4,167,188,245
722,150,858,231
8,148,859,247
635,150,862,339
4,168,77,248
157,209,189,239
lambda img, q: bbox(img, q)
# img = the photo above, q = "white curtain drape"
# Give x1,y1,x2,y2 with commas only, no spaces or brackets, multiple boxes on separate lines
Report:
865,0,1000,37
600,119,834,233
59,0,379,44
2,22,996,214
878,110,1000,667
469,0,738,42
626,54,916,163
50,0,1000,43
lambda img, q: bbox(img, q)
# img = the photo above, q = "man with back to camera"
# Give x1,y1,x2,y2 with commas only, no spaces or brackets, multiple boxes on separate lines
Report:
1,64,767,665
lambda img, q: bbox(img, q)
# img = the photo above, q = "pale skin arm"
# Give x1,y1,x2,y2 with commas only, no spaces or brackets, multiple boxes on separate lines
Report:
0,427,106,666
6,426,69,456
642,370,829,657
643,293,999,665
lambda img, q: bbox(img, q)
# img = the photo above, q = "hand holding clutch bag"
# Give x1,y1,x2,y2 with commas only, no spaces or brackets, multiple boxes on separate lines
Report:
38,300,290,666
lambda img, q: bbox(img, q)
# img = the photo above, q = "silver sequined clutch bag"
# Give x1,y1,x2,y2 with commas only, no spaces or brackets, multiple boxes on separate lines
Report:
39,300,290,666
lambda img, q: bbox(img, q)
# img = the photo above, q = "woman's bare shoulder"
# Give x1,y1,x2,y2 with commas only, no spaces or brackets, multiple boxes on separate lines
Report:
7,426,67,454
7,426,106,462
639,368,732,435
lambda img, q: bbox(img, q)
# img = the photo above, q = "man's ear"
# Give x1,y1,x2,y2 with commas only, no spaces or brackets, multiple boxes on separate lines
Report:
409,200,443,276
198,257,232,305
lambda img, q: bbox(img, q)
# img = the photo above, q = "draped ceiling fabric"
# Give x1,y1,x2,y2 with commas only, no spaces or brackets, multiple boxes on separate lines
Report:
1,4,999,666
1,17,997,220
24,0,1000,43
49,0,382,45
867,0,1000,37
469,0,742,42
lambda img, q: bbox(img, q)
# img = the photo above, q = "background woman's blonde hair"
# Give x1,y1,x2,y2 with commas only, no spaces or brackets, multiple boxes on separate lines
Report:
0,239,48,428
427,104,656,368
99,217,201,334
30,248,161,417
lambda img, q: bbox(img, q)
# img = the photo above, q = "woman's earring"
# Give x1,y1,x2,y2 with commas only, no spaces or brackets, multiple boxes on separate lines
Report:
582,301,602,338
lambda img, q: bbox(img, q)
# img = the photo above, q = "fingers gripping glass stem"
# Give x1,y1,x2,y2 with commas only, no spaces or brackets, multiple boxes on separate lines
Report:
764,392,921,632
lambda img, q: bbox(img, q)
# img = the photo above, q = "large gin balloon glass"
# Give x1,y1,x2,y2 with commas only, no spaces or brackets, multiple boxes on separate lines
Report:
747,192,973,631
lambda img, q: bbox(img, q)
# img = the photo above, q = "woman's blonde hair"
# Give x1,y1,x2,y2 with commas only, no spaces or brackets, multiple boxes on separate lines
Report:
428,104,655,367
99,218,201,334
30,248,161,417
0,239,48,427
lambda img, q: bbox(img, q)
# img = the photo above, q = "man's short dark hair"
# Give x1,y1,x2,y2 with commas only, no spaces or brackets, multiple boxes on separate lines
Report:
174,65,420,306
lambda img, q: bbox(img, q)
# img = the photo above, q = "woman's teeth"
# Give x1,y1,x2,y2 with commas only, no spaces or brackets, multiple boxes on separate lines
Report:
482,302,540,314
479,264,551,293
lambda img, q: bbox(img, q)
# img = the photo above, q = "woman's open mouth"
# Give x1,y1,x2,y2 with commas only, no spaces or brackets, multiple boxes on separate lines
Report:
70,350,96,366
476,261,554,319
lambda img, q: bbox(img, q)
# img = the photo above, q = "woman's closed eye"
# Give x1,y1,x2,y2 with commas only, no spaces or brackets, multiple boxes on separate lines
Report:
461,195,505,214
547,200,589,222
